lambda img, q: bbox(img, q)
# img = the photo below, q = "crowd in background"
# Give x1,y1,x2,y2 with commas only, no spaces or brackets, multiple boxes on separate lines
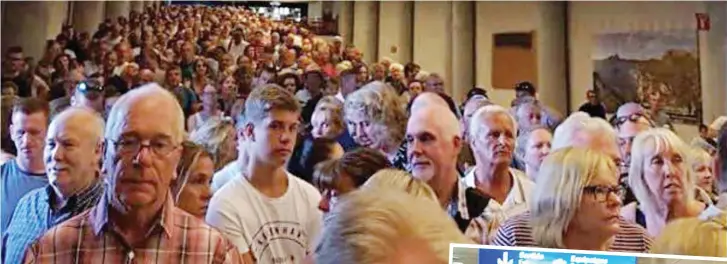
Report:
1,4,726,264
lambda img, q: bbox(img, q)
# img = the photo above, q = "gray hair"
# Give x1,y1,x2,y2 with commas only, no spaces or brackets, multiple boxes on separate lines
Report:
52,106,105,144
468,104,518,140
189,119,237,171
344,81,407,150
105,83,185,143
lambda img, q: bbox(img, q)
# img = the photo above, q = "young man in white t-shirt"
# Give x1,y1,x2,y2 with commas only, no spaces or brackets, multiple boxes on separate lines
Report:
206,84,322,264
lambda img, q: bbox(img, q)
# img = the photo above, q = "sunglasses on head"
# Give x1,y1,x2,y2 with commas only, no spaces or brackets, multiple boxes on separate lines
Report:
614,113,646,127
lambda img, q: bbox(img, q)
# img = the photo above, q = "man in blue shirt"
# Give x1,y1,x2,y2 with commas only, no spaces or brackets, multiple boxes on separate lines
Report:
0,98,50,251
3,107,106,264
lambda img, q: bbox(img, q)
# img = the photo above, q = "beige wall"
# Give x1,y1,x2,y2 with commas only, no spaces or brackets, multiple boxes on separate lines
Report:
475,2,567,112
378,2,412,64
2,1,69,59
72,1,106,35
569,1,725,140
352,1,378,64
413,1,452,95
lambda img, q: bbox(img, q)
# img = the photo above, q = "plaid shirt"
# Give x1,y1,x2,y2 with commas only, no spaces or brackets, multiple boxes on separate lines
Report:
23,192,242,264
4,181,104,264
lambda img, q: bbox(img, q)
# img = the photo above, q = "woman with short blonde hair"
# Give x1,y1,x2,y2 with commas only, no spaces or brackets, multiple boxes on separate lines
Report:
493,147,652,252
315,189,471,264
651,212,727,257
189,118,238,171
362,169,438,203
344,81,408,169
311,96,344,140
689,147,717,204
623,128,706,237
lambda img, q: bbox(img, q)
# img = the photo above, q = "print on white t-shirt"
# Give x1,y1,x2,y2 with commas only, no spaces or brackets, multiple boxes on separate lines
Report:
206,172,322,264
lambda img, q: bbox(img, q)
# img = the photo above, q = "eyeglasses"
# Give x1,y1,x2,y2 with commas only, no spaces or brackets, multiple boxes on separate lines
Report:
583,185,624,202
107,137,179,157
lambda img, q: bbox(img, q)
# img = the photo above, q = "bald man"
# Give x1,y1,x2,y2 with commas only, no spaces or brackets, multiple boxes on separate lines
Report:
4,107,106,264
23,84,242,263
406,104,494,244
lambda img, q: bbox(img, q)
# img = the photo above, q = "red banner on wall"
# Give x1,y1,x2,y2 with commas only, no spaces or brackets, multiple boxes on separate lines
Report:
696,13,710,31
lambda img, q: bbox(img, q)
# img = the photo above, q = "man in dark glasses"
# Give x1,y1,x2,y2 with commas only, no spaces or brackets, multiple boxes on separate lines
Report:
613,102,652,205
70,79,105,116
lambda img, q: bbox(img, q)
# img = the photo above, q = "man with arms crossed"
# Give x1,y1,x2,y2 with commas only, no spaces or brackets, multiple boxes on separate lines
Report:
207,84,322,264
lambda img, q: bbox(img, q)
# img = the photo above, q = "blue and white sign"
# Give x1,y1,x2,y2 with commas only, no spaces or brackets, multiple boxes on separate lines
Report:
479,248,637,264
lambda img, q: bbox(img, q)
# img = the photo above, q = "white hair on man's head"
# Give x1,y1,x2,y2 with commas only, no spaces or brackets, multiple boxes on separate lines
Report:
468,104,518,140
315,189,470,264
409,92,448,113
389,63,404,72
52,106,105,144
105,83,185,143
408,104,461,140
551,112,591,151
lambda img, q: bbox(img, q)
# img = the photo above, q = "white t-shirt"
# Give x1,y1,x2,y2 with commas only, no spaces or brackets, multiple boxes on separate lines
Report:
206,173,322,264
211,161,242,193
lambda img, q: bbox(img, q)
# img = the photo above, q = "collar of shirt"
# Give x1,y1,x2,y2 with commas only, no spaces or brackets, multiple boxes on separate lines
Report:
464,168,530,209
90,191,176,239
44,180,105,214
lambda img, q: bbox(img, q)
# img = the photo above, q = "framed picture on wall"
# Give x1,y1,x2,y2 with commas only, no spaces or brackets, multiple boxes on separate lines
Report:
491,31,538,90
592,29,702,124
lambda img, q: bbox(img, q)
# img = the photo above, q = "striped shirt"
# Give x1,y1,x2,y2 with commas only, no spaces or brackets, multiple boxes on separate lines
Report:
492,212,652,252
22,192,243,264
4,181,104,264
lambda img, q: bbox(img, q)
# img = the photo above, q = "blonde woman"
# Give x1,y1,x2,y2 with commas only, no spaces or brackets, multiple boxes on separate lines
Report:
622,128,707,237
189,118,238,171
172,141,214,218
651,212,726,257
493,147,652,252
362,169,438,203
689,147,718,204
311,96,344,140
344,81,408,170
315,189,471,264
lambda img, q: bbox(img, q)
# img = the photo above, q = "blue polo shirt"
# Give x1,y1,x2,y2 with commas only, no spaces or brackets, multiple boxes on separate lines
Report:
0,159,47,258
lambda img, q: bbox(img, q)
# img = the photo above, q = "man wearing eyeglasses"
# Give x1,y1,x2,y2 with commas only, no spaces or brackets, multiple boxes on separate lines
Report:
614,102,652,205
23,84,242,263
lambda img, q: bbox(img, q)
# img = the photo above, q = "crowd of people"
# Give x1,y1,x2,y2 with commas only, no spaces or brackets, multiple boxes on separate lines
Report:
1,4,726,264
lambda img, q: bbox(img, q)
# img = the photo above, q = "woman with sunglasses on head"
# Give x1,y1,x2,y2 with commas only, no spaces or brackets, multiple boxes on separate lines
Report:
186,84,223,132
172,141,215,219
493,147,652,252
621,128,707,237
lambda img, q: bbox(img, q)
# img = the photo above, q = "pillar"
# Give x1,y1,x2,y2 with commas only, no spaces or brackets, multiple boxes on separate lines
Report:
450,2,475,102
130,0,144,13
377,2,412,64
702,1,727,119
352,1,378,63
143,0,154,9
308,1,323,20
413,1,452,95
105,1,130,20
2,2,68,59
73,1,105,34
335,1,353,44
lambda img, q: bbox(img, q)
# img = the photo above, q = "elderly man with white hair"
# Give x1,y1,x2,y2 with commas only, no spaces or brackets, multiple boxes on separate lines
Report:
465,105,534,232
4,107,106,264
23,84,242,263
407,103,496,244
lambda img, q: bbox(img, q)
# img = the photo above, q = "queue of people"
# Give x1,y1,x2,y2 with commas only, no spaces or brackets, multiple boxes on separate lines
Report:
1,4,726,264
